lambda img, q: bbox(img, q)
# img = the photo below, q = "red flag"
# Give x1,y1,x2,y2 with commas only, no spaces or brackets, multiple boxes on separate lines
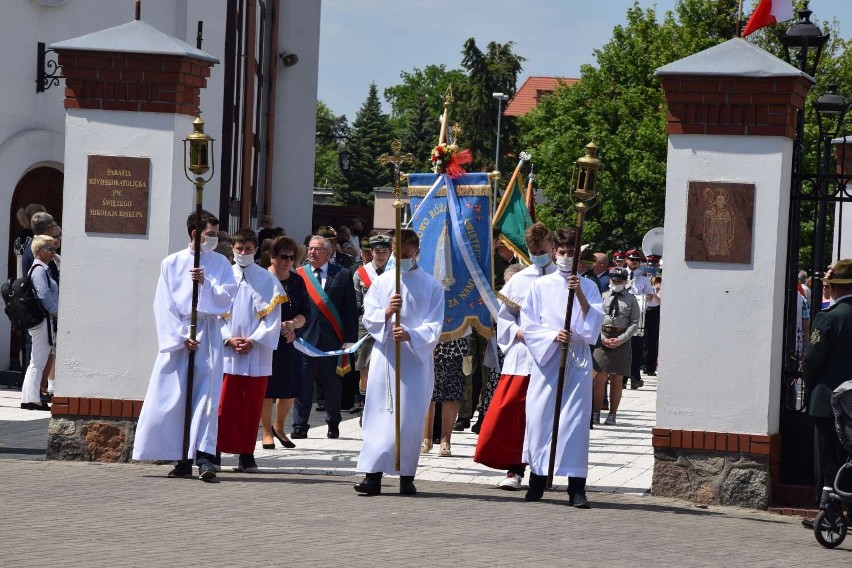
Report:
742,0,794,37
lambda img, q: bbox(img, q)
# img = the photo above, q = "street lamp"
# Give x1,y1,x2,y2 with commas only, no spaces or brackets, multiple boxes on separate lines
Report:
780,2,828,78
492,92,510,213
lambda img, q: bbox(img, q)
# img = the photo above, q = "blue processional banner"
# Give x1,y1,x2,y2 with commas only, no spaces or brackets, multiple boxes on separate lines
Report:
408,172,500,341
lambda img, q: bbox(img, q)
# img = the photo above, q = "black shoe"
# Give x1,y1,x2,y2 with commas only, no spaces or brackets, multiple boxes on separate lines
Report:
291,427,308,439
167,460,193,478
236,454,258,473
326,422,340,439
262,442,275,450
272,427,296,448
471,414,485,435
399,476,417,496
21,402,50,411
646,371,657,376
198,461,217,481
354,473,382,495
569,492,591,509
622,377,628,388
316,400,325,412
453,418,470,432
631,379,644,390
525,473,546,502
802,518,815,530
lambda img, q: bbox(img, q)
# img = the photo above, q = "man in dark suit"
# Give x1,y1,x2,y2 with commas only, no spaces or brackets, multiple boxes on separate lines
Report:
317,225,354,269
803,259,852,504
292,235,358,439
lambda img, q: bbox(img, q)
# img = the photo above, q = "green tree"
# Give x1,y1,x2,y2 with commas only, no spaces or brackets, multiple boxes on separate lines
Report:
346,83,393,205
457,39,525,172
402,93,437,171
313,101,349,201
521,0,739,252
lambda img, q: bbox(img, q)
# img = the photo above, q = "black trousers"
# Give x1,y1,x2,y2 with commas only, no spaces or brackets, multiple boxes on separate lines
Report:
630,335,644,382
459,332,488,420
814,416,846,504
643,306,660,374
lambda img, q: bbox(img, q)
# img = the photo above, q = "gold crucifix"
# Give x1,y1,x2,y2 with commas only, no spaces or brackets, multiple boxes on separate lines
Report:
378,140,414,201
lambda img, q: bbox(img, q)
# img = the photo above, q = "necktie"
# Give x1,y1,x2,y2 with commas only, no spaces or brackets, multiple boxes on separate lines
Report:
608,292,620,318
314,267,322,285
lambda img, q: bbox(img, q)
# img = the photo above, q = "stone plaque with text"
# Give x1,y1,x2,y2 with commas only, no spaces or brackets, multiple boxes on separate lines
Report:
684,181,755,264
85,155,150,235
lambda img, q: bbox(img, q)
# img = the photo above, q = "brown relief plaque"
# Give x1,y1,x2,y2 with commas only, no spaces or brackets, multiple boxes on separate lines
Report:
85,155,150,235
684,181,755,264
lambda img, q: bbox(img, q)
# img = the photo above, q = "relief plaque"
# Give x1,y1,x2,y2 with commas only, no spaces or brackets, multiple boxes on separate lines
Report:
684,181,755,264
85,155,150,235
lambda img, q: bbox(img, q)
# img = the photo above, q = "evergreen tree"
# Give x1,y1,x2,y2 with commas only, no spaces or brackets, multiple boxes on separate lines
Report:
402,93,436,171
457,39,525,172
313,101,349,201
346,83,393,205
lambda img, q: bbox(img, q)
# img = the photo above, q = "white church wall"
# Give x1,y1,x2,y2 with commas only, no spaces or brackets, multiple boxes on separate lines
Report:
270,0,321,242
657,134,793,436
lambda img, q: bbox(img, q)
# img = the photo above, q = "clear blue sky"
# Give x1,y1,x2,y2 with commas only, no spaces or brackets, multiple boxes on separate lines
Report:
318,0,851,121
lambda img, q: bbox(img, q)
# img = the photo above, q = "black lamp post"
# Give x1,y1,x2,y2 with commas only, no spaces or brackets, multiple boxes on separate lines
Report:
780,2,829,78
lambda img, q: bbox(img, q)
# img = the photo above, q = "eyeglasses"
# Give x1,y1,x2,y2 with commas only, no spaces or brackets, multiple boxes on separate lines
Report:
277,254,295,261
43,247,56,253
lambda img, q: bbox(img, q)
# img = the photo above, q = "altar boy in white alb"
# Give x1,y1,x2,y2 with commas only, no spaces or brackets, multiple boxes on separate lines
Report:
520,228,603,507
133,211,238,481
354,229,444,496
217,229,285,474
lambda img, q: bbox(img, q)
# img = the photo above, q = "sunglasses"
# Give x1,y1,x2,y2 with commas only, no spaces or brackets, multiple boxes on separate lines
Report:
277,254,295,261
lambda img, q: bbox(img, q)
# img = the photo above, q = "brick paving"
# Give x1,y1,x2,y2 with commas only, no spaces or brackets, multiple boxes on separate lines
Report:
0,376,844,565
0,458,839,567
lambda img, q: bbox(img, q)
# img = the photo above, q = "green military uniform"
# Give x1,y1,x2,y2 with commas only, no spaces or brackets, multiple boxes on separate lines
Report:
802,260,852,500
593,289,640,377
803,297,852,418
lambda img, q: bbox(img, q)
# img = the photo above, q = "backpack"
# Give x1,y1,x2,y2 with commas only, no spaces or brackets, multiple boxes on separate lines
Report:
1,264,47,330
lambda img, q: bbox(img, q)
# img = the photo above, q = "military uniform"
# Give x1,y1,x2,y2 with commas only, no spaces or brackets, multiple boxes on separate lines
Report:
593,289,640,377
625,250,653,388
803,289,852,499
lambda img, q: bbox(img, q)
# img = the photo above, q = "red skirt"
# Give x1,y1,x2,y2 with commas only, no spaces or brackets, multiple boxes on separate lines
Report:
473,374,529,470
217,374,268,454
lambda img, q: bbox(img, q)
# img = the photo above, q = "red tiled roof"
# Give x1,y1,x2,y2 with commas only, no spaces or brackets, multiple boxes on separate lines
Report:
504,76,579,117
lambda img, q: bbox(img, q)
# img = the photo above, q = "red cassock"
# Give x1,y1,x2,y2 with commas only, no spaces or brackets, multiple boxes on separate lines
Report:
217,374,268,454
473,374,529,470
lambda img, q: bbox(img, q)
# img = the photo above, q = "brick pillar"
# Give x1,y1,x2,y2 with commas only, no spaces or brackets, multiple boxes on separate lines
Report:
55,51,213,115
660,75,811,138
47,30,218,463
653,40,814,510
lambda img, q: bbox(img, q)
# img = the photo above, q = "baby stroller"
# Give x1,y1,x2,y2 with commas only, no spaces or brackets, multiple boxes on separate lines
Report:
814,380,852,548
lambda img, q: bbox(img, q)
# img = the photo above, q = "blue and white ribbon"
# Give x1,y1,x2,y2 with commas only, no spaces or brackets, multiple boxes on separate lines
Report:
293,334,369,359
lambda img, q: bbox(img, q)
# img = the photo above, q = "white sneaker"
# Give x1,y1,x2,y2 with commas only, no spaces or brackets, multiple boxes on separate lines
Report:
498,473,523,490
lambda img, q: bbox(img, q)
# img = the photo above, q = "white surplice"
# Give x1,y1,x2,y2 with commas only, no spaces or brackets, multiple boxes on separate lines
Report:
222,263,286,377
496,263,557,375
356,267,444,476
520,271,603,477
133,247,238,461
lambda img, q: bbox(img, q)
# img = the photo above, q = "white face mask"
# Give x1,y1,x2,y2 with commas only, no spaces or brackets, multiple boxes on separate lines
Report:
399,258,416,272
610,283,626,293
233,252,254,267
555,255,573,273
200,235,218,253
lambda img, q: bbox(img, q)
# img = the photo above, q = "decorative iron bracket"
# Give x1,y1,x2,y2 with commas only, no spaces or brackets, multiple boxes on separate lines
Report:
36,42,62,93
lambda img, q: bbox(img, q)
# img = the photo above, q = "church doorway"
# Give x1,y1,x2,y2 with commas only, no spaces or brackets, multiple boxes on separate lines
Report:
8,166,64,280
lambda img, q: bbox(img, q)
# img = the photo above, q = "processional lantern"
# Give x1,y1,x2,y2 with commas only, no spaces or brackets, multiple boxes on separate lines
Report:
184,114,215,182
573,141,602,206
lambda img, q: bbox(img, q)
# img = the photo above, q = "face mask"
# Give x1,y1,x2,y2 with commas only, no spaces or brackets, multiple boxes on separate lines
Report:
233,252,254,268
200,235,218,253
610,283,626,293
555,256,573,273
399,258,415,273
530,253,551,268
